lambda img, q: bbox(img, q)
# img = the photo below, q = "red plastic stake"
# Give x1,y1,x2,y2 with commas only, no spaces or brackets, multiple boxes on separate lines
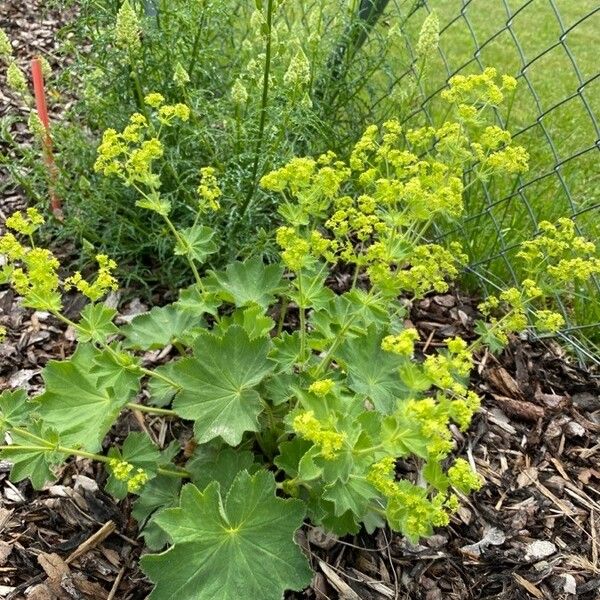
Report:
31,57,63,218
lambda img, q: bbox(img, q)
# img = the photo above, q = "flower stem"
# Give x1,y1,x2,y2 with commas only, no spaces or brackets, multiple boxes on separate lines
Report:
126,402,177,417
237,0,274,222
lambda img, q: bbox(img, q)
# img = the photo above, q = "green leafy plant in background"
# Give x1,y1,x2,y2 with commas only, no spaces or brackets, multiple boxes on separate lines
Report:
2,0,426,291
2,71,599,598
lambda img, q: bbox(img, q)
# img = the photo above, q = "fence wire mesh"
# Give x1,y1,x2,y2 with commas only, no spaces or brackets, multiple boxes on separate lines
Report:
392,0,600,366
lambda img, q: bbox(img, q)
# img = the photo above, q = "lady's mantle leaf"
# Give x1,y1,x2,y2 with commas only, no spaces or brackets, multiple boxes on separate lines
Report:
141,471,312,600
0,390,31,435
185,446,256,493
75,303,119,343
132,474,182,549
35,344,138,451
336,327,411,413
174,225,218,264
2,421,63,489
170,326,274,445
208,256,285,308
121,305,202,350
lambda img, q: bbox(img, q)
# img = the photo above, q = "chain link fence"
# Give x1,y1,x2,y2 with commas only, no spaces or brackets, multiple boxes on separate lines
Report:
388,0,600,366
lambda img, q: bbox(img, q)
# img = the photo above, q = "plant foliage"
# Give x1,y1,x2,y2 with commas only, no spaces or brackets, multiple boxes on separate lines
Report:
1,47,600,600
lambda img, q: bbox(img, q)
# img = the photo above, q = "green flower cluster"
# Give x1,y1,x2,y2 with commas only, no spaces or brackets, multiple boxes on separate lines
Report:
115,0,141,54
262,75,527,299
477,217,599,345
381,329,419,357
64,255,119,302
0,209,118,311
94,94,189,189
197,167,222,212
366,455,474,542
517,218,600,287
292,411,346,460
108,458,149,493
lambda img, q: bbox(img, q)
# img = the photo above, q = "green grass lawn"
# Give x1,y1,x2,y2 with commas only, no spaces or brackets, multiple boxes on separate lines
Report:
398,0,600,358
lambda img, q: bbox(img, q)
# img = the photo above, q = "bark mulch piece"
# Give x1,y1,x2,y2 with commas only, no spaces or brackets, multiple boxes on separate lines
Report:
0,289,598,599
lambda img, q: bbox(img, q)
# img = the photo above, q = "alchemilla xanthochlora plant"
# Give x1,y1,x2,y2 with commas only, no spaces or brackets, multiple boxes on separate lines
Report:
1,72,599,600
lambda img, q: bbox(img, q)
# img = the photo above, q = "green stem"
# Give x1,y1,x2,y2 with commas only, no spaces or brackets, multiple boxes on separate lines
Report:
313,314,359,377
0,443,189,479
162,214,204,289
187,13,205,81
138,365,182,390
297,271,307,365
158,466,190,478
237,0,274,222
126,402,178,417
129,59,150,122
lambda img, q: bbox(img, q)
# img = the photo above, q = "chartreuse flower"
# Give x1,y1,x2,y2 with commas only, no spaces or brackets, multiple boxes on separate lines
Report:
381,329,419,357
6,61,28,95
144,93,165,108
64,255,119,302
5,207,44,236
415,11,439,59
197,167,221,212
441,67,511,106
308,379,335,396
108,457,150,493
10,248,62,311
0,28,13,60
28,112,46,140
366,457,461,542
0,232,27,260
0,325,6,342
94,100,190,189
173,62,190,87
261,87,525,301
475,218,598,344
292,411,346,460
283,48,310,88
447,458,483,493
517,218,600,287
0,220,120,312
115,0,141,53
231,78,249,105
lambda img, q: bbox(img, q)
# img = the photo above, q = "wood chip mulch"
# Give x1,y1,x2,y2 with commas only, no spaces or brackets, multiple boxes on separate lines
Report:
0,0,76,229
0,288,599,600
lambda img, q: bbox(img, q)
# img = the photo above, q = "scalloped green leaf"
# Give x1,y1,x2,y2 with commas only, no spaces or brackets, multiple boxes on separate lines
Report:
289,269,334,310
2,421,63,489
35,344,138,451
208,256,285,308
270,331,303,372
121,305,203,350
0,389,31,435
133,474,182,550
185,446,256,492
322,476,378,517
175,286,221,315
75,303,119,343
174,225,218,264
215,305,275,340
141,471,312,600
335,327,411,413
169,326,274,445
